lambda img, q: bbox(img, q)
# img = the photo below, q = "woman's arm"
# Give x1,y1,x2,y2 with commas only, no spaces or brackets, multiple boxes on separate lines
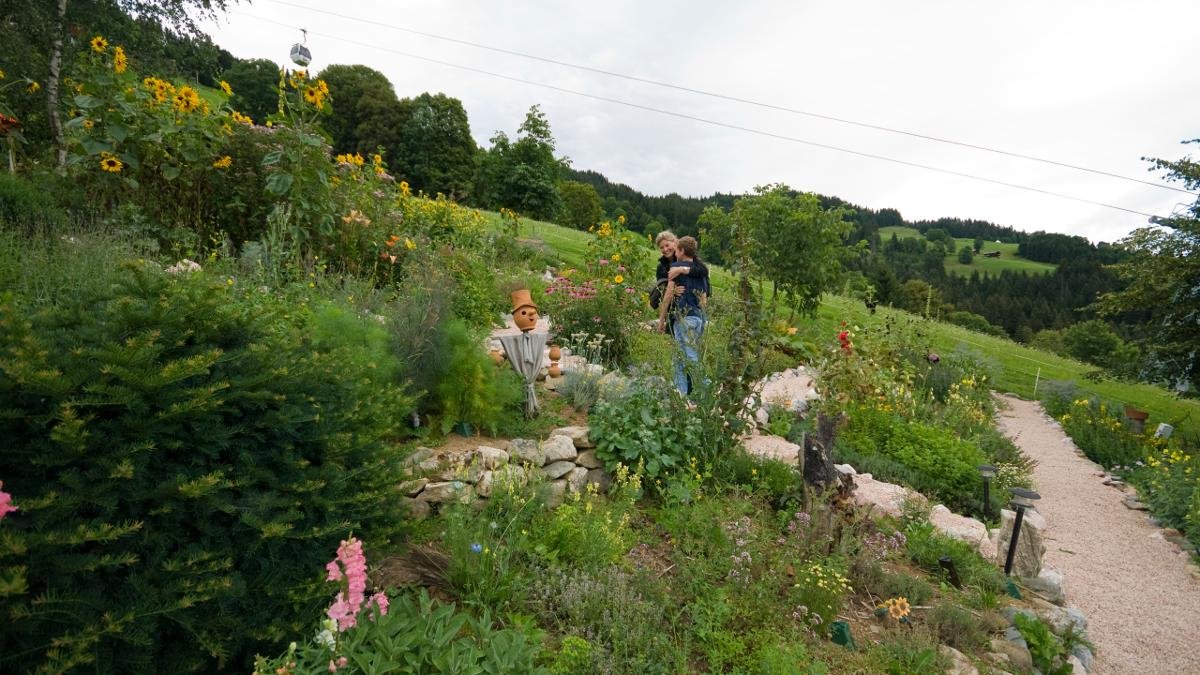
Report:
657,280,675,332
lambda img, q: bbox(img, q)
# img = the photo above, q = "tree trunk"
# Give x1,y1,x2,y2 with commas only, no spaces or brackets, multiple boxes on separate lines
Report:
46,0,69,170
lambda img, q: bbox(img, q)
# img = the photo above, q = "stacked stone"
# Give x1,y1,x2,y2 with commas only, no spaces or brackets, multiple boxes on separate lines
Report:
399,426,610,519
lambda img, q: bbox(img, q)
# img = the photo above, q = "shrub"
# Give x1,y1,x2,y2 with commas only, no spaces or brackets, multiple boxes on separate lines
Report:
0,173,66,233
591,373,704,498
430,319,524,436
927,602,987,652
530,475,640,570
254,589,548,674
558,368,603,412
0,264,414,672
903,521,1004,594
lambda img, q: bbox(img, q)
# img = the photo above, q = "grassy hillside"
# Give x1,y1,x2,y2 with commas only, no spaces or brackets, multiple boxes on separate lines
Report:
879,225,1055,277
509,215,1199,434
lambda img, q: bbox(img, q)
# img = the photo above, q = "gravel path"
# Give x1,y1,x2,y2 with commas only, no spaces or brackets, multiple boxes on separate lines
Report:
995,394,1200,675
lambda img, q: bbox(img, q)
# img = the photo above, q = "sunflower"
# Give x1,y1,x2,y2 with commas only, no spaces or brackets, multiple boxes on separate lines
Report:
885,597,910,620
231,110,253,125
113,46,127,74
26,81,40,94
219,80,232,96
317,79,329,95
0,68,6,80
90,35,108,53
99,152,123,173
83,119,94,129
303,86,322,105
212,156,232,169
172,86,200,113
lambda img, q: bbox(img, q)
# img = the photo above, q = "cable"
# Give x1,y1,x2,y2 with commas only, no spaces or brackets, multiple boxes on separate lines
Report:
232,11,1161,220
257,0,1196,197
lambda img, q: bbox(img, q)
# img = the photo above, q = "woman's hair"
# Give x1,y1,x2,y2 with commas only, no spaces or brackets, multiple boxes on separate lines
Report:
677,236,698,257
654,230,677,246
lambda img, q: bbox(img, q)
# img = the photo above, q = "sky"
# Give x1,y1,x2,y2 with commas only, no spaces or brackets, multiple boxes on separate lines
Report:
202,0,1200,243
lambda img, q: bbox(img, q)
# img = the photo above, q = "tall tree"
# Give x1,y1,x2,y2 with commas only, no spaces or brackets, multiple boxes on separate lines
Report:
476,105,565,220
558,180,602,230
317,64,396,153
1095,140,1200,394
222,58,280,123
391,92,477,199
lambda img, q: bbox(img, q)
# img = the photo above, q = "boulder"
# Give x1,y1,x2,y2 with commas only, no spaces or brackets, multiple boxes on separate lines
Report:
488,464,530,493
834,463,857,475
399,478,429,497
1029,597,1087,636
435,451,485,483
475,471,494,497
543,460,576,479
474,446,509,470
1068,655,1087,674
1071,645,1094,672
544,479,568,508
995,508,1046,578
851,473,913,517
401,497,431,521
565,466,589,493
541,435,578,463
930,504,989,549
575,450,603,469
509,438,544,466
585,468,612,493
938,645,979,675
1023,567,1066,605
402,447,434,467
417,481,475,504
551,426,594,449
741,434,800,464
990,638,1033,673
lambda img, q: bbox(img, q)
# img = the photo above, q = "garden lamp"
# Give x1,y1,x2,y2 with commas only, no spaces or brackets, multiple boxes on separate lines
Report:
1003,487,1041,576
938,556,962,589
978,464,996,521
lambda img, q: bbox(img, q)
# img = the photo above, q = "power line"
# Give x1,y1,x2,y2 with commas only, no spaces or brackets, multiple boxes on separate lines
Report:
257,0,1196,197
232,11,1161,220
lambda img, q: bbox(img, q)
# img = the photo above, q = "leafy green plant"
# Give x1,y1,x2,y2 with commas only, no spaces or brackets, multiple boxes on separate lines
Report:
558,368,603,412
903,521,1004,594
591,373,704,495
1014,613,1073,675
254,589,548,675
0,172,66,233
0,263,414,672
531,473,640,569
926,602,986,652
433,319,524,436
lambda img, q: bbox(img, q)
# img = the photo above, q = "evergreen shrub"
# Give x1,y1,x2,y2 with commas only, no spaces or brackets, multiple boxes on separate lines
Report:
0,264,414,672
0,173,66,233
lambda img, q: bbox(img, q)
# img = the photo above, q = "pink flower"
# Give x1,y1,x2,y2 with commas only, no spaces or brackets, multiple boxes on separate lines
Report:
0,481,16,521
545,287,555,294
325,536,371,631
625,287,636,294
369,591,389,616
326,560,343,581
599,259,609,265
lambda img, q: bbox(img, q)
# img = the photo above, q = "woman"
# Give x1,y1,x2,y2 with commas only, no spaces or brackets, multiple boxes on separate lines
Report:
654,231,708,291
655,234,710,395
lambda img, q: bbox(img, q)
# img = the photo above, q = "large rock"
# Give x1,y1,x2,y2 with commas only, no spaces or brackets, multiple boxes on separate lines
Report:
1071,645,1094,672
435,451,485,483
399,478,429,497
575,450,603,469
542,460,576,479
939,645,979,675
565,466,589,493
585,468,612,493
930,504,990,548
475,471,495,498
995,508,1047,578
417,480,475,504
400,497,431,521
509,438,544,466
1023,567,1066,606
1068,655,1087,674
474,446,509,469
486,464,530,495
1029,597,1087,636
990,638,1033,673
544,479,568,508
741,434,800,464
851,473,913,517
551,426,594,449
402,447,434,467
541,435,578,463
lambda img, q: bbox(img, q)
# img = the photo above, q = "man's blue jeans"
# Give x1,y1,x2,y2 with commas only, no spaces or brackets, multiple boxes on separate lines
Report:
672,314,705,395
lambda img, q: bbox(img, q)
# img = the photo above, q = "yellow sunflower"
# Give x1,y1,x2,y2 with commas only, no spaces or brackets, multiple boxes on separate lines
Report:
303,86,322,105
212,156,232,169
886,597,910,620
172,86,200,113
231,110,253,125
99,152,123,173
90,35,108,53
219,80,232,96
26,81,40,94
113,46,127,74
83,119,94,129
0,68,6,80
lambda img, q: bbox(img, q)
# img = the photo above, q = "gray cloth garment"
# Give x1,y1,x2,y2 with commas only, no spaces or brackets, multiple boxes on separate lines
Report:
497,331,547,416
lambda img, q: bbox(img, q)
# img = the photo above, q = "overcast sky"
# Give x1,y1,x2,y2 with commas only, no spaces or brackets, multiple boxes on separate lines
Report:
202,0,1199,243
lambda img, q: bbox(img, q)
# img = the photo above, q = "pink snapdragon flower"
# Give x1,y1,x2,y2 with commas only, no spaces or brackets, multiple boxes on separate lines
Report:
325,537,369,631
0,481,16,520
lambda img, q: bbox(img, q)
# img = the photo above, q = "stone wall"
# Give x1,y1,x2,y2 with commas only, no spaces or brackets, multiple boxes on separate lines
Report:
399,426,610,519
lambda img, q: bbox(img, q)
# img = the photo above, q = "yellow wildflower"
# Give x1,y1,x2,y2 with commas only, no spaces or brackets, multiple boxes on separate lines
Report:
219,80,232,96
113,46,127,73
317,79,329,95
404,238,416,250
99,152,123,173
231,110,253,125
172,86,200,113
83,119,94,129
613,274,624,284
611,253,621,262
90,35,108,53
303,85,323,106
618,214,626,224
0,68,5,79
212,155,232,169
26,81,40,94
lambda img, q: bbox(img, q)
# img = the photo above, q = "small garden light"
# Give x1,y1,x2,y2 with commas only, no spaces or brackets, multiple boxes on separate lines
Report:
1003,487,1041,576
978,464,996,521
938,556,962,589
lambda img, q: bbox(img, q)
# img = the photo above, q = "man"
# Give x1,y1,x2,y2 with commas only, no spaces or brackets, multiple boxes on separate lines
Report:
657,236,709,395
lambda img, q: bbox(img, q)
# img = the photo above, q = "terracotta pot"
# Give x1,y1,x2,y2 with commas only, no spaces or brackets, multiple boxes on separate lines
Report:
513,304,539,332
489,348,504,365
510,289,535,312
548,364,562,378
548,345,562,361
1124,405,1149,422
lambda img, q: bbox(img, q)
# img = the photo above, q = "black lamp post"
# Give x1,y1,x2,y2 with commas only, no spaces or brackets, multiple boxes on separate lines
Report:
978,464,996,521
1003,487,1041,576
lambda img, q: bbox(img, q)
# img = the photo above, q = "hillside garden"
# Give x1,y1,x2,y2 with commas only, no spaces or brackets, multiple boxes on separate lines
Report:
1,30,1198,675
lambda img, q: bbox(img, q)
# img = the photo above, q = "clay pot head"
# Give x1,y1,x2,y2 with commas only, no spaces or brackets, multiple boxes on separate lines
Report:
513,305,539,332
510,289,535,312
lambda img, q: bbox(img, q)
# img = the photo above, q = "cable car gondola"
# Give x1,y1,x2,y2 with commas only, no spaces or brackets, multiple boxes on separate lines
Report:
290,28,312,67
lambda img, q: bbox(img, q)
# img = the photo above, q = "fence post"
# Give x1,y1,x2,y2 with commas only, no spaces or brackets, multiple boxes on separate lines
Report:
1033,367,1041,397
